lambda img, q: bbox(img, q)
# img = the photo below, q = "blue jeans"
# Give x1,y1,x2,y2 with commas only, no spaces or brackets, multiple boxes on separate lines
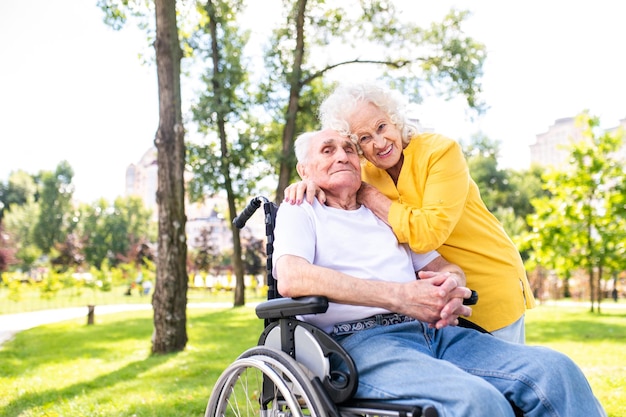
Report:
334,321,606,417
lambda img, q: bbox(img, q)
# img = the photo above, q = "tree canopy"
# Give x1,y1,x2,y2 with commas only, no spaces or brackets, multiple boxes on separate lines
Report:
526,112,626,311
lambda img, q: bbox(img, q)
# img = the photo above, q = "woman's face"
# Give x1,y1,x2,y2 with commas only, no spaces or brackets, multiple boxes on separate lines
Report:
347,102,403,171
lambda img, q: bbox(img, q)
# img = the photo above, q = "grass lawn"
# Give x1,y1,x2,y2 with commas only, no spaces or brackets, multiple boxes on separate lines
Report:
525,302,626,416
0,302,624,417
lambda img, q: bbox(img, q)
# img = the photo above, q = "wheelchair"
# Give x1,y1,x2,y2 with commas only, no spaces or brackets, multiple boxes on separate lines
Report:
205,196,500,417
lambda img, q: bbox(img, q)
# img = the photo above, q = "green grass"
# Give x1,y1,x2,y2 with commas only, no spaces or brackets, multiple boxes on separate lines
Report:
525,303,626,416
0,307,263,417
0,303,624,417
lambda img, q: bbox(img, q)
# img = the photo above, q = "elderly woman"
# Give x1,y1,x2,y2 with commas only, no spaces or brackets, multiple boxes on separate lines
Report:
285,82,535,343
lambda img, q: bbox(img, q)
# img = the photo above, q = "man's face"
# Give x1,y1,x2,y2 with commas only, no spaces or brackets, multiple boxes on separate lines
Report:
298,129,362,194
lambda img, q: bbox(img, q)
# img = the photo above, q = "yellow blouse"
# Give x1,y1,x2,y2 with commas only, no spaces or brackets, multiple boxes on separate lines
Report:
361,133,535,332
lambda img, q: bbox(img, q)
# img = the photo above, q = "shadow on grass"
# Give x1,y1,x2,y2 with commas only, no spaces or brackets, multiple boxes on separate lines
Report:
2,354,173,417
1,316,155,377
169,307,266,390
0,307,264,416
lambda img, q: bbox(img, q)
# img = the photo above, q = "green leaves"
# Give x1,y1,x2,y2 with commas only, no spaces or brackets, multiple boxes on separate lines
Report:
526,111,626,308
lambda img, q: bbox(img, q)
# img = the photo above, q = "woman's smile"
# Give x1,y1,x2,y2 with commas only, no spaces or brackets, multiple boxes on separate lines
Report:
377,144,394,158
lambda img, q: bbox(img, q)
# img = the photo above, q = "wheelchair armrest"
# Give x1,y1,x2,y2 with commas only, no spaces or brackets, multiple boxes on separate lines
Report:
255,296,329,319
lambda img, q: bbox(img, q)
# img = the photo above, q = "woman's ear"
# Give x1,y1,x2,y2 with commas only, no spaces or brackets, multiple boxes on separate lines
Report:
296,162,307,179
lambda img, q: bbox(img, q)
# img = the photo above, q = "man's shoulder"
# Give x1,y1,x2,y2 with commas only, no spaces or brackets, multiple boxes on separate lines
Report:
276,199,320,223
277,199,312,216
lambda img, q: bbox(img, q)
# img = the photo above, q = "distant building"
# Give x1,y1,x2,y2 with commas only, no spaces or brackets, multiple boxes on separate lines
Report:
125,147,238,251
607,117,626,163
529,117,583,168
186,198,233,251
125,147,158,210
530,116,626,167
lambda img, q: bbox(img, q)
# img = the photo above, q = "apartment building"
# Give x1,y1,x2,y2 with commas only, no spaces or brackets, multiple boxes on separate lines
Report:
530,115,626,167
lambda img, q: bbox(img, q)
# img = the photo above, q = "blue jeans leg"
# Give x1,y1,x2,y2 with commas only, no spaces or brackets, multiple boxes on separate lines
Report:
432,324,607,417
335,322,515,417
335,321,606,417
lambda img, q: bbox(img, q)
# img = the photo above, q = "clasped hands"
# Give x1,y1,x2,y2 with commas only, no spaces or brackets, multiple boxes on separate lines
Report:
395,271,472,330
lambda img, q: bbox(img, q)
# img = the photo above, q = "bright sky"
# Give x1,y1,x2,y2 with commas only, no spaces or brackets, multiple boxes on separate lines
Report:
1,0,625,203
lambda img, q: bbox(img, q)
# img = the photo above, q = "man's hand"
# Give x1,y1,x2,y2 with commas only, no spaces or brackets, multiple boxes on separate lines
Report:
283,180,326,205
395,272,472,329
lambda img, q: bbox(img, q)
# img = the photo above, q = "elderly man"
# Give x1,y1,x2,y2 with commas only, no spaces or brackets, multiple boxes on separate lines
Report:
272,129,606,417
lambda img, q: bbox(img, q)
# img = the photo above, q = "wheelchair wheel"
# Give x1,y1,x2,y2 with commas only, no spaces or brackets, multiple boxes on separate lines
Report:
206,346,329,417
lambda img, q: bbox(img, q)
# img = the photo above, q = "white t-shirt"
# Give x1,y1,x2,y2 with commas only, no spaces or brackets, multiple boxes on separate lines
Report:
272,199,440,332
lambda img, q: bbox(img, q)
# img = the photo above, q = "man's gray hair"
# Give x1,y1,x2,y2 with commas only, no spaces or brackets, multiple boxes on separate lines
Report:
294,131,319,163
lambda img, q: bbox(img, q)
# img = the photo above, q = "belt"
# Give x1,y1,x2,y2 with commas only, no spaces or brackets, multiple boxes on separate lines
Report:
332,313,416,336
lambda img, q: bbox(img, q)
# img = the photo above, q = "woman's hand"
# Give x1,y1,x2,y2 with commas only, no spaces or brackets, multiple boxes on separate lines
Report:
357,183,392,226
283,180,326,204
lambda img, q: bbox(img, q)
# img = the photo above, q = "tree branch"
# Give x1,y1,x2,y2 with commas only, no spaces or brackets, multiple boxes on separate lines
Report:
301,58,416,86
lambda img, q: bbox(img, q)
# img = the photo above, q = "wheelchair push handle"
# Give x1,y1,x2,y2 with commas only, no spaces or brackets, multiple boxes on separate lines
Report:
233,196,267,229
463,290,479,305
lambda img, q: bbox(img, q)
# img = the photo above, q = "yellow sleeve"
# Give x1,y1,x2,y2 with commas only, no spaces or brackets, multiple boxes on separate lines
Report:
388,137,470,253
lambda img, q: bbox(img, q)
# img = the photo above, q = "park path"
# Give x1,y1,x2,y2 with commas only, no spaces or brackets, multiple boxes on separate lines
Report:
0,302,235,347
1,300,622,347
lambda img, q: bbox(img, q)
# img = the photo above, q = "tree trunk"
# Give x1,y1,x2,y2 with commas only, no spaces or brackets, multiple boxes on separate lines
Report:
585,213,595,313
229,195,245,306
205,0,245,307
596,264,603,314
274,0,307,203
563,273,571,298
588,264,595,313
152,0,188,354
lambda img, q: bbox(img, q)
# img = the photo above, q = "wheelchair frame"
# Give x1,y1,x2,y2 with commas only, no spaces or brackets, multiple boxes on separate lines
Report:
205,196,440,417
